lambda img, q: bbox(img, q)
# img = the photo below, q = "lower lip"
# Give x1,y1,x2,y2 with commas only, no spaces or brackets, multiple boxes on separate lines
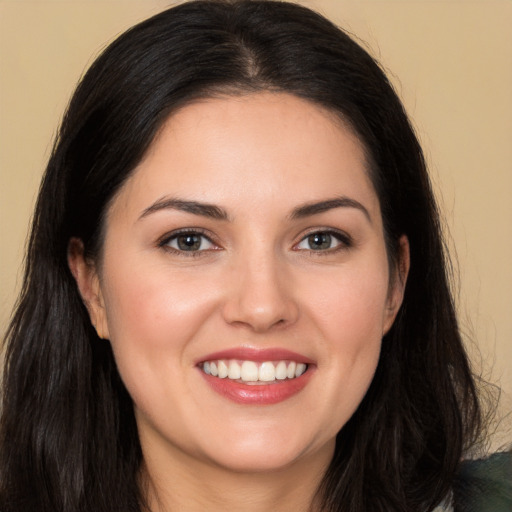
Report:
199,368,314,405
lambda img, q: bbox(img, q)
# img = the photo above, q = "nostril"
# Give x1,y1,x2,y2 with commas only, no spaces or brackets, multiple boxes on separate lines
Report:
221,268,300,331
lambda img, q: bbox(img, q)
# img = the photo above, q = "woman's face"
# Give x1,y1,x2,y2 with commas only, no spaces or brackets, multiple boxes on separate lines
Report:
75,93,407,474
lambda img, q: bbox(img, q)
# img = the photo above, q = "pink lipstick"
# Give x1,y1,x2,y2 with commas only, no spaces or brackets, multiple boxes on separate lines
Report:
197,347,314,405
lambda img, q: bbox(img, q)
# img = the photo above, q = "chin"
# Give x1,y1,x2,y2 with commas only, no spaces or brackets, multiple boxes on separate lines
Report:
206,446,309,474
198,426,332,474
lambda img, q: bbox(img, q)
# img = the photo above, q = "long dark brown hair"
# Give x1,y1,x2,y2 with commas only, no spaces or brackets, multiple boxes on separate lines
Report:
1,1,482,511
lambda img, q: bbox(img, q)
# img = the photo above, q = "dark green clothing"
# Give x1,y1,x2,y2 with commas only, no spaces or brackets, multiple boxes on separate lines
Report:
453,451,512,512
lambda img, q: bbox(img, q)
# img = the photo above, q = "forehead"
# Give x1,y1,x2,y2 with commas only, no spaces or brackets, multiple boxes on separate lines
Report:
109,92,378,221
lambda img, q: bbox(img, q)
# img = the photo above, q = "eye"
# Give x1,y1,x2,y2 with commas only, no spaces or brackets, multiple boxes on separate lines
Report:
162,231,216,253
295,230,351,252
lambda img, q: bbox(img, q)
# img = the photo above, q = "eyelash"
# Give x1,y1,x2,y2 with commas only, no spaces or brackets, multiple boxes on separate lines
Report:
293,229,353,254
158,228,219,257
158,228,353,257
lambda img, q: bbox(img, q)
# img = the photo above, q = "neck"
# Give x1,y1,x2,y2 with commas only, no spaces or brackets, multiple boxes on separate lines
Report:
139,438,333,512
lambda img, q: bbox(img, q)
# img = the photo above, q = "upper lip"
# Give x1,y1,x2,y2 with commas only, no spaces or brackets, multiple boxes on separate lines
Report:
196,347,315,365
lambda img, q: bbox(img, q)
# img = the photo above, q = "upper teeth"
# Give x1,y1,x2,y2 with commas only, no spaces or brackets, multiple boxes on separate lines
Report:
202,360,307,382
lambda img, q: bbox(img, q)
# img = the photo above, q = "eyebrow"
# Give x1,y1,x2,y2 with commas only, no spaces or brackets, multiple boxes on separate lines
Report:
290,196,371,223
139,197,230,221
139,195,371,223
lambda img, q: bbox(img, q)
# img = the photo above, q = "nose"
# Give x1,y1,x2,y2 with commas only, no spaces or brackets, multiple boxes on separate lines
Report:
221,253,299,333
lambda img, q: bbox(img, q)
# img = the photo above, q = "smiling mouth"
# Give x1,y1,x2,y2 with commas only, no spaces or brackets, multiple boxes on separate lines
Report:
201,360,308,384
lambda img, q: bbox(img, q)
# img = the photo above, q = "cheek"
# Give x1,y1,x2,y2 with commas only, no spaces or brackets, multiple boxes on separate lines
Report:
98,264,226,440
307,259,390,341
300,259,389,410
99,261,222,379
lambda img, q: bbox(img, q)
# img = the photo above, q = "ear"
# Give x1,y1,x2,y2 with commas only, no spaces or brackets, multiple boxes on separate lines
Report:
67,237,110,340
383,235,410,335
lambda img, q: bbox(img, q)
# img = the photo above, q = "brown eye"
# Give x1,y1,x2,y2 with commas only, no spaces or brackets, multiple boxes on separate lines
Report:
164,232,215,252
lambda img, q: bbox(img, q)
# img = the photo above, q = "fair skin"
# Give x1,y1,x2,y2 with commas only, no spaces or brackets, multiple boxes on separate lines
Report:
69,92,409,511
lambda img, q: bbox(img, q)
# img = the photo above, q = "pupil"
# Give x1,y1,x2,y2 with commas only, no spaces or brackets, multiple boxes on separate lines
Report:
177,234,201,251
309,232,331,250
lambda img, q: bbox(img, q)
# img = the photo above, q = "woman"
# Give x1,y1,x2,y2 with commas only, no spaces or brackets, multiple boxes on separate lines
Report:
1,1,508,511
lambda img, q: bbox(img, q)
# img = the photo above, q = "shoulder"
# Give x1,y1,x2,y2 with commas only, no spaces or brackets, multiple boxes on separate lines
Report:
452,451,512,512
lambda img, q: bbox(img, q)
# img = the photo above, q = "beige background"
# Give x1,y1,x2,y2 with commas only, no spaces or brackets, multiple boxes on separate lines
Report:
1,1,511,401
